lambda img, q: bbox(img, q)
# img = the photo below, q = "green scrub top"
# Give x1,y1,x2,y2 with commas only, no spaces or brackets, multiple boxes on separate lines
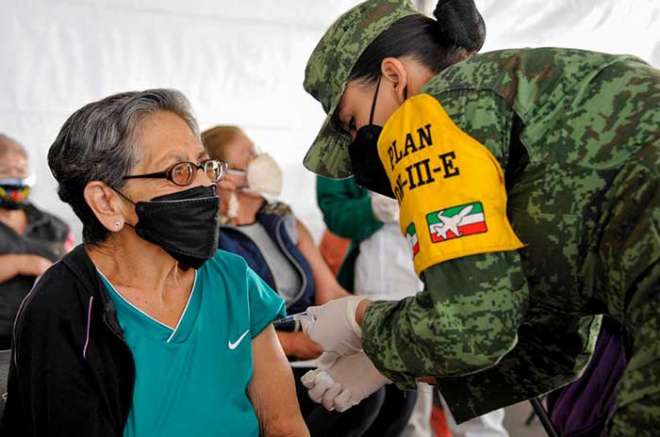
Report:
98,250,286,437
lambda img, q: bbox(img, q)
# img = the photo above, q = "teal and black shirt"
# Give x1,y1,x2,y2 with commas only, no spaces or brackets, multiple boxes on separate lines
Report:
99,250,285,437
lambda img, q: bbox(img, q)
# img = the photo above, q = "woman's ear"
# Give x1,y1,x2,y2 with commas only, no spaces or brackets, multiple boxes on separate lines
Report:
381,57,408,103
83,181,129,233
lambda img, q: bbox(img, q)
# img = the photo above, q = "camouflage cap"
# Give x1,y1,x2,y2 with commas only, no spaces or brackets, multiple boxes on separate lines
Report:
303,0,419,178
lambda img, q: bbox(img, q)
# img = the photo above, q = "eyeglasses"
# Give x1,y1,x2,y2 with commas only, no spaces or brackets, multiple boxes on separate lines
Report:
123,159,228,187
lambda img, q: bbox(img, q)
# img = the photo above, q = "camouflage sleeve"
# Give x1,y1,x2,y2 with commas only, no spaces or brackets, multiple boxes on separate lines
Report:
362,250,529,389
360,76,533,388
439,313,601,422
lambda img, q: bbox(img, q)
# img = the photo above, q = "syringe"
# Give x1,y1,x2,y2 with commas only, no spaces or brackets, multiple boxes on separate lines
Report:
273,312,316,327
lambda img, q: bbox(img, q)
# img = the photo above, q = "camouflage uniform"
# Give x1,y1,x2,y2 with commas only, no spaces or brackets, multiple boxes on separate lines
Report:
302,1,660,434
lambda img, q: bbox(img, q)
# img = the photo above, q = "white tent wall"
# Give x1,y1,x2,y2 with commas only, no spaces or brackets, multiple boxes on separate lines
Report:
1,0,658,242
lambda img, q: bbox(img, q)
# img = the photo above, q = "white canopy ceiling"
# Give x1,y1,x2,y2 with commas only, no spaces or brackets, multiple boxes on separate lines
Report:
1,0,658,240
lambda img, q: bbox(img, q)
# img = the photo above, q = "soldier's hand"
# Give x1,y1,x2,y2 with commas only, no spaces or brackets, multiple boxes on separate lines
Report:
301,296,366,356
301,351,389,412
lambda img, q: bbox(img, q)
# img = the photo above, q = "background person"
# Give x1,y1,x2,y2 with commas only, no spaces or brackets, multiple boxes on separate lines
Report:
318,229,350,278
316,176,384,292
203,125,385,437
318,176,419,437
0,90,308,437
0,134,72,350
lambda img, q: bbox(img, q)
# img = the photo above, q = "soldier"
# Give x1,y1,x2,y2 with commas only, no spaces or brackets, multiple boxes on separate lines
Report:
298,0,660,435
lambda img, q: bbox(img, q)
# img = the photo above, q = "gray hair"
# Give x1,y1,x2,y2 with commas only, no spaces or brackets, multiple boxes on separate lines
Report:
48,88,199,244
0,133,28,160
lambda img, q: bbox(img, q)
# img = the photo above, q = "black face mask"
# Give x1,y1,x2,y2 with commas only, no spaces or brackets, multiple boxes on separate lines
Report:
119,185,220,270
347,77,395,199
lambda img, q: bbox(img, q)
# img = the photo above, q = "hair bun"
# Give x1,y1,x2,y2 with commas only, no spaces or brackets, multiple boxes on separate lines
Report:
433,0,486,52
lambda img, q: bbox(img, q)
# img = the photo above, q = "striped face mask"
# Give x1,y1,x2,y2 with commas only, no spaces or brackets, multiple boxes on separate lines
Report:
0,178,32,210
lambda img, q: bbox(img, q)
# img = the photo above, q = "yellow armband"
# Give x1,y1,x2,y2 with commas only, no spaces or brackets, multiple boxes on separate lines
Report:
377,94,524,274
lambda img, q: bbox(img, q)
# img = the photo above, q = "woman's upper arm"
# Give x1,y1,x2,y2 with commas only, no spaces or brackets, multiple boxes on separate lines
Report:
295,220,349,305
248,325,309,437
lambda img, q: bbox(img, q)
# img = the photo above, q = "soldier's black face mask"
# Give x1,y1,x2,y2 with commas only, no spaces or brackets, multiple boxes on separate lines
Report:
117,185,219,270
347,77,396,199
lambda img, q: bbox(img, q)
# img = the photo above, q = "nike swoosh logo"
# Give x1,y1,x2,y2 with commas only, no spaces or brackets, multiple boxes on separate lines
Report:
228,330,250,350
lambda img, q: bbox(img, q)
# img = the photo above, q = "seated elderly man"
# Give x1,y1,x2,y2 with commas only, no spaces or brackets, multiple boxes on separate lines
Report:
0,90,308,437
0,134,72,350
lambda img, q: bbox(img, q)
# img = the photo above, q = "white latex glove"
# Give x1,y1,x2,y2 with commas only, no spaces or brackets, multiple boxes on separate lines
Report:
301,351,390,412
370,193,399,223
300,352,340,407
301,296,366,356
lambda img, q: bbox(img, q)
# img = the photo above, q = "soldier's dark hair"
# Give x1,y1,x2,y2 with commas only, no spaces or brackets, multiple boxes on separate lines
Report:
349,0,486,83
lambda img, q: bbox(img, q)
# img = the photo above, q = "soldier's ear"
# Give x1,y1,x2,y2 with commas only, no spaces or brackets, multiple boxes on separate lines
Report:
381,57,408,104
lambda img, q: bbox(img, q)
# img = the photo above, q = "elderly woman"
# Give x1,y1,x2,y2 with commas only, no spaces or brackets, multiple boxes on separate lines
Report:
0,90,308,437
0,134,72,350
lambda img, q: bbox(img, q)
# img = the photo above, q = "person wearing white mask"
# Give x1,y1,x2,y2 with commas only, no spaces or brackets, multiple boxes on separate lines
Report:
202,125,389,436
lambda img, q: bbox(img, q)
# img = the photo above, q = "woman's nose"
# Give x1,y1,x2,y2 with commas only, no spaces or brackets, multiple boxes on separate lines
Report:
193,166,213,187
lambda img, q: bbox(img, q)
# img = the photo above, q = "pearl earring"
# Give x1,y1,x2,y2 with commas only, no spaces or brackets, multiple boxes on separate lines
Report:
115,221,122,229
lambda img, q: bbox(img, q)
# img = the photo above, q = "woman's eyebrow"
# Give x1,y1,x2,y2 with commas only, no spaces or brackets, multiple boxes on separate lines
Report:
153,152,187,169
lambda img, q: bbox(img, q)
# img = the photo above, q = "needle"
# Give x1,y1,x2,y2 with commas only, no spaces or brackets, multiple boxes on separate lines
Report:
273,312,316,326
